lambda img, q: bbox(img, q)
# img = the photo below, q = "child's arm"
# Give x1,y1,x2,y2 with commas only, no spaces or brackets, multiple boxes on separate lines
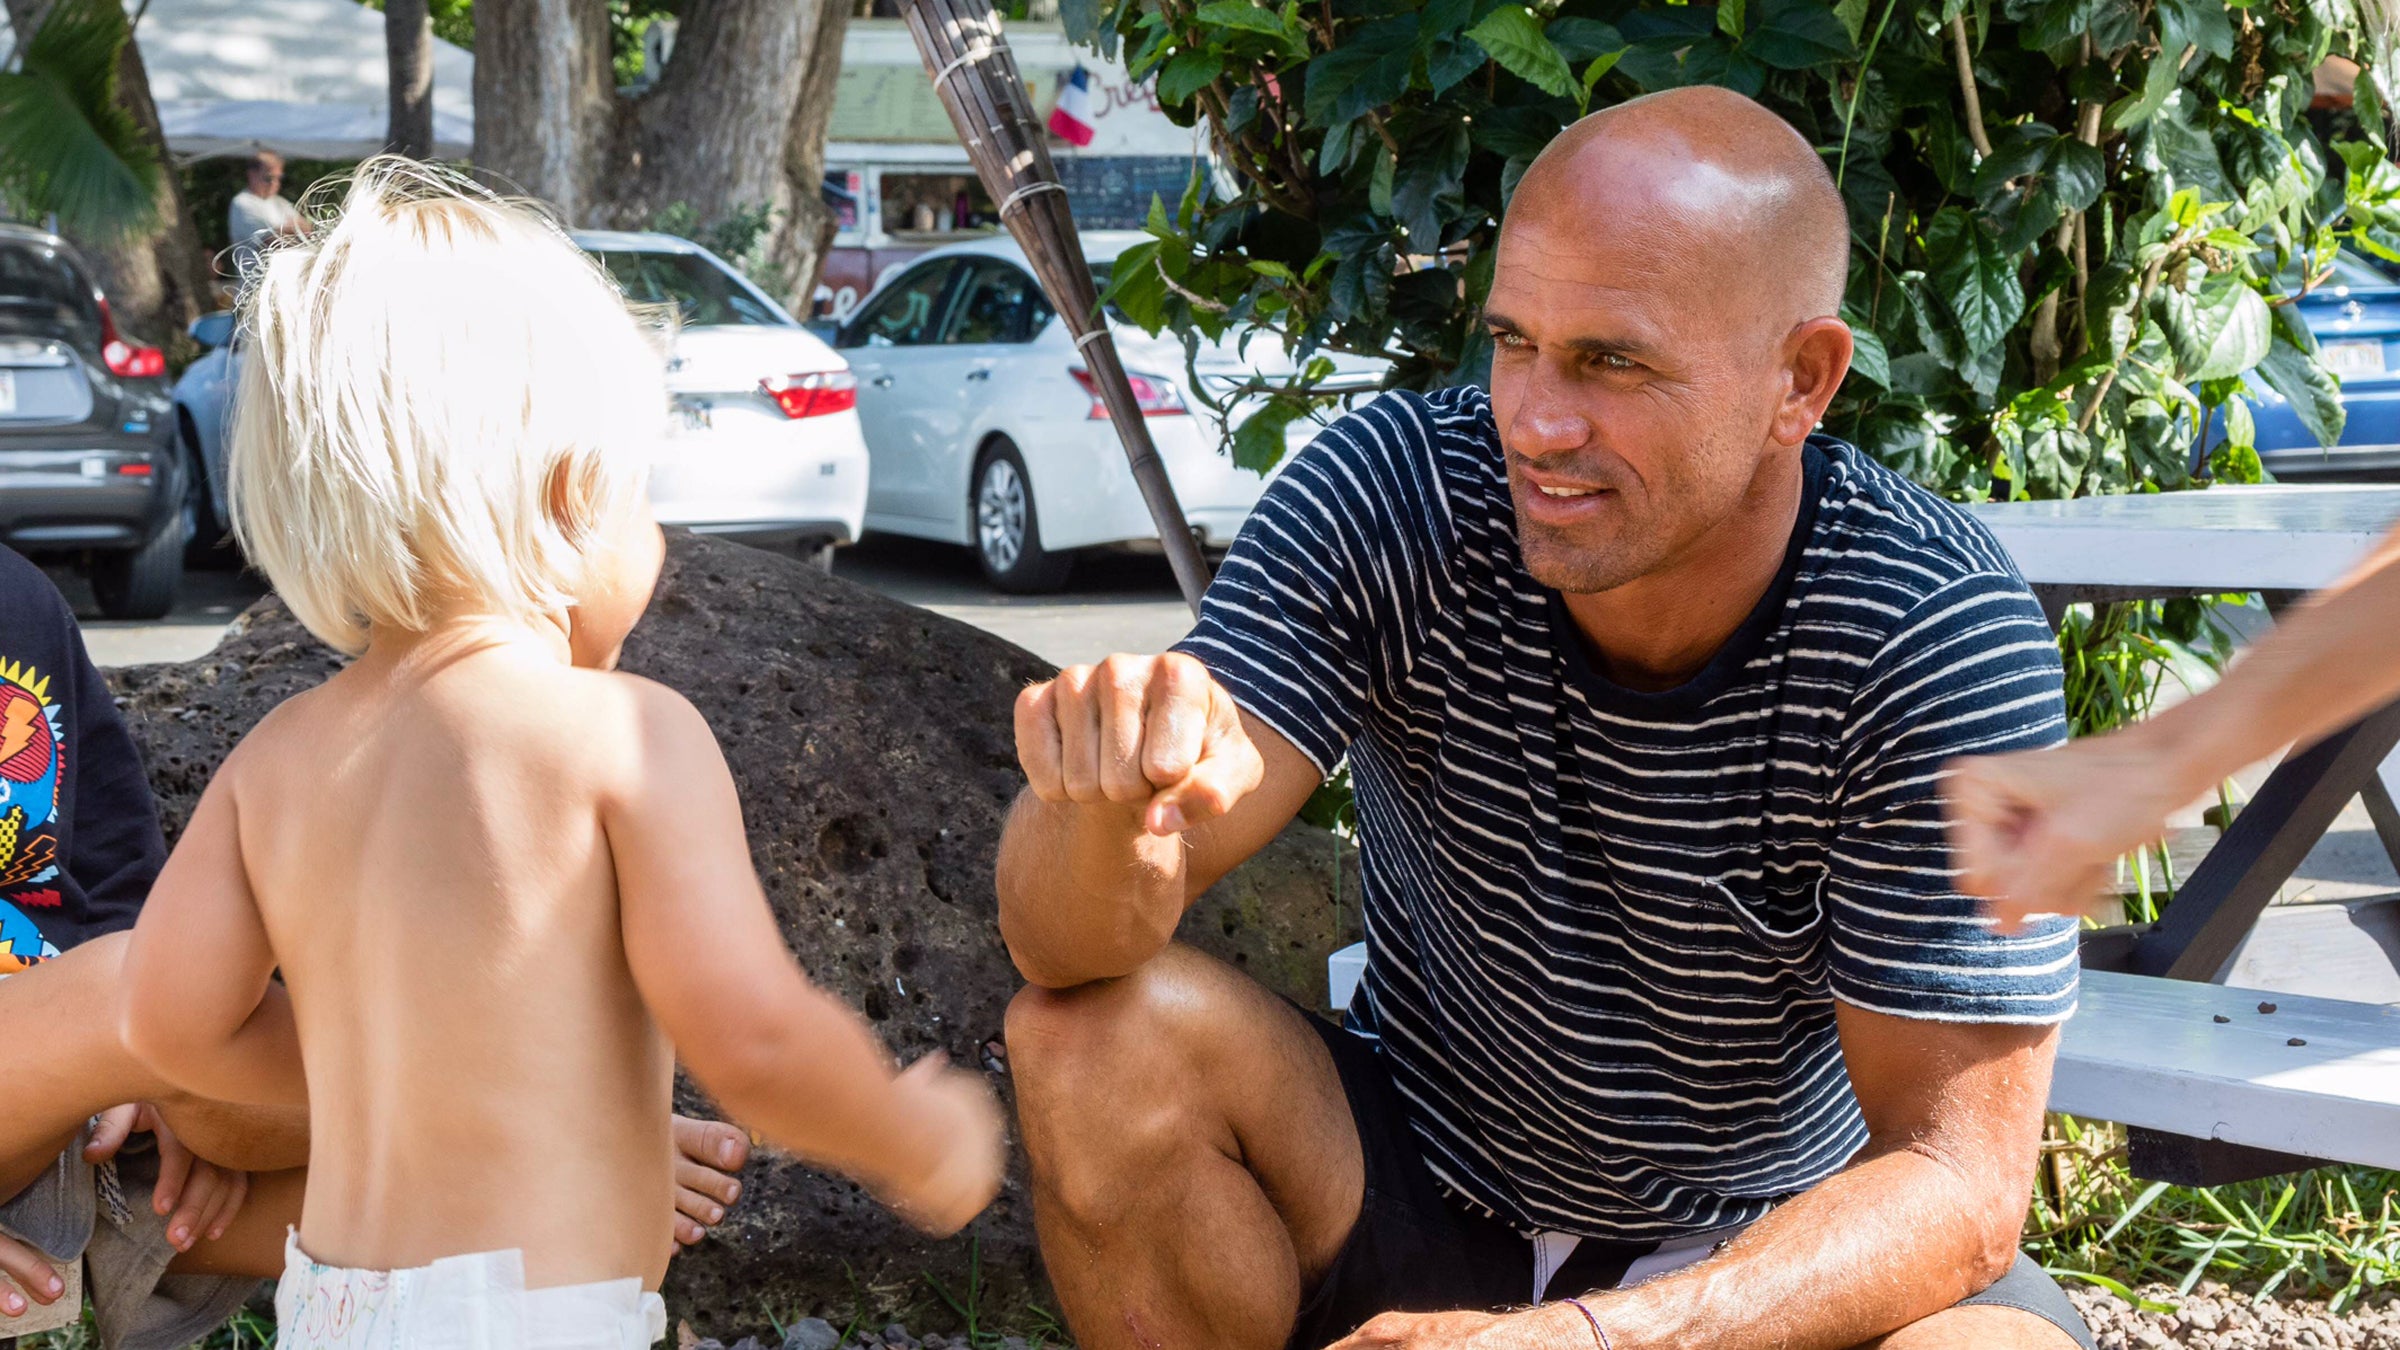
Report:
117,766,306,1107
608,684,1003,1237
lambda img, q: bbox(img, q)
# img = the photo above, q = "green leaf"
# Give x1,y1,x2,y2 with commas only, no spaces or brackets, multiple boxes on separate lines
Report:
1100,239,1172,332
2254,328,2346,447
1156,51,1227,106
1246,259,1297,281
0,0,162,244
2157,274,2271,381
1233,400,1308,474
1834,0,1872,42
1370,143,1396,217
1847,326,1891,388
1925,208,2026,355
1579,49,1624,111
2049,139,2106,212
1718,0,1747,39
1740,0,1855,69
1465,6,1578,101
1303,17,1421,124
1195,0,1290,34
1547,17,1624,62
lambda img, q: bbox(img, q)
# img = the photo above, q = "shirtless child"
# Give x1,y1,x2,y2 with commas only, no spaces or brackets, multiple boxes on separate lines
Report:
113,161,1006,1349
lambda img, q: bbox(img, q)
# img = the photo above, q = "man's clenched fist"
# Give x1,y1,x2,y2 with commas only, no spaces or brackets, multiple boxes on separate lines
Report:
1015,653,1264,835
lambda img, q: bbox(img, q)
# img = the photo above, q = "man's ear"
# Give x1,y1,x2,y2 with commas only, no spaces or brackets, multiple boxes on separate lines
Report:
1771,317,1855,447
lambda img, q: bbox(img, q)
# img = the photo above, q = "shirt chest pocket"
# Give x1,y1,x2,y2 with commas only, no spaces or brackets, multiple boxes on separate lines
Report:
1708,866,1828,960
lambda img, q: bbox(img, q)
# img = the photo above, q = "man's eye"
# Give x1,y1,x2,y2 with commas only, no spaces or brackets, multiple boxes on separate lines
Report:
1490,330,1529,350
1593,352,1636,371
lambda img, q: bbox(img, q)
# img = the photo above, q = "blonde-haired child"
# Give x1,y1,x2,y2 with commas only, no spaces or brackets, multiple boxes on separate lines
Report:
116,160,1004,1349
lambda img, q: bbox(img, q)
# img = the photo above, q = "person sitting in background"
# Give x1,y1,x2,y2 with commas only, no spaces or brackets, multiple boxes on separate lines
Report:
227,151,308,279
1949,521,2400,928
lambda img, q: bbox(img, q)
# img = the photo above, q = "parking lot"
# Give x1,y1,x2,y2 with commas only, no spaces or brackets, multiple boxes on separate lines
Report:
54,533,1197,673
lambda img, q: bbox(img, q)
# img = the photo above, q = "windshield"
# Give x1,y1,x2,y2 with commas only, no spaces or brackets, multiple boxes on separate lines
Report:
1023,262,1129,333
589,250,788,327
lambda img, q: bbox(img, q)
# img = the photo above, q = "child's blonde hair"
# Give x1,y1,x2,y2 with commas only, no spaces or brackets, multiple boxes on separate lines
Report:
229,158,666,655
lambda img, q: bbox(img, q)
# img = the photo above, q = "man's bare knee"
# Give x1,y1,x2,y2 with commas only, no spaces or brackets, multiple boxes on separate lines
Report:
1855,1305,2084,1350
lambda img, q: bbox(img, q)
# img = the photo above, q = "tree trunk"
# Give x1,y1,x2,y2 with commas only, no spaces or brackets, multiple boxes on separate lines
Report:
470,0,611,218
386,0,435,159
470,0,852,309
3,0,217,343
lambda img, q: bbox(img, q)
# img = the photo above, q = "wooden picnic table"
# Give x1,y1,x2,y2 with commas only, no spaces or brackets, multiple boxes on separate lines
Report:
1970,484,2400,1183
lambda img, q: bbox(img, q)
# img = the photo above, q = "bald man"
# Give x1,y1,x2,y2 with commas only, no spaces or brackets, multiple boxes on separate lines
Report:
996,87,2095,1350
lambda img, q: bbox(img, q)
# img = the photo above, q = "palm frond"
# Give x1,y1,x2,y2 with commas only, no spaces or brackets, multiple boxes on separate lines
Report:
0,0,160,242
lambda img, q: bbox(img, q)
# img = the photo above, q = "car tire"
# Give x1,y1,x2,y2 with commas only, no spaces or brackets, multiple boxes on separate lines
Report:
91,521,184,621
971,440,1073,594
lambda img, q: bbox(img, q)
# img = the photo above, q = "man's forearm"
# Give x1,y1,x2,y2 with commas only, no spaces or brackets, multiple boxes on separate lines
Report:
995,790,1190,988
1564,1145,2021,1350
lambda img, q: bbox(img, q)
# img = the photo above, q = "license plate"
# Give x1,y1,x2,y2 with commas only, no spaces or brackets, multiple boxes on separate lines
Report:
0,370,14,415
2323,339,2387,378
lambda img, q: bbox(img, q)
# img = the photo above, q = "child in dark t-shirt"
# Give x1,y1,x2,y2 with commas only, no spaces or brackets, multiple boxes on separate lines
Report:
0,544,163,974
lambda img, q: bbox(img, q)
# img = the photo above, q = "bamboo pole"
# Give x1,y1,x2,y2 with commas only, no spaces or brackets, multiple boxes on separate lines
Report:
902,0,1212,616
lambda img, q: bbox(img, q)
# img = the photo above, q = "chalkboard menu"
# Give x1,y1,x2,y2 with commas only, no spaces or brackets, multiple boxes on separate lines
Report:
1055,156,1209,229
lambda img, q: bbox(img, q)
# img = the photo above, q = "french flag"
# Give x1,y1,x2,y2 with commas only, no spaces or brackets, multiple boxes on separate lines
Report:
1049,66,1097,146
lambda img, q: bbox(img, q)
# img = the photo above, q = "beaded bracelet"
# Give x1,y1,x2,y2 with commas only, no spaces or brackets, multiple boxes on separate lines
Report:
1560,1296,1612,1350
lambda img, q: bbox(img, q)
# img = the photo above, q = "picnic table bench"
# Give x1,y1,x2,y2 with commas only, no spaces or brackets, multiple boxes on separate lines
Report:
1327,483,2400,1187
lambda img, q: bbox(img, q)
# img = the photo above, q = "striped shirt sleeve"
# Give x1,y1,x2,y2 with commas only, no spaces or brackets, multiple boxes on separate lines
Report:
1824,570,2082,1024
1173,393,1457,774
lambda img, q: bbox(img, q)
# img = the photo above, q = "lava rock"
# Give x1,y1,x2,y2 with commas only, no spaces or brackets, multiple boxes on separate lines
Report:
781,1320,842,1350
106,532,1362,1333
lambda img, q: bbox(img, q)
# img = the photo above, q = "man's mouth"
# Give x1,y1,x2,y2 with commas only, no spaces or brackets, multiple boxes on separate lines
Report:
1537,484,1603,499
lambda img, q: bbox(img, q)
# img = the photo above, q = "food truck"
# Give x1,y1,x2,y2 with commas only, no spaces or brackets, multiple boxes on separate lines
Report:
818,17,1223,319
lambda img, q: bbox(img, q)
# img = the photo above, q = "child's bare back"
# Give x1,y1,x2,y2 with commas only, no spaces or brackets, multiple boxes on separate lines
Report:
115,163,1002,1347
230,638,682,1285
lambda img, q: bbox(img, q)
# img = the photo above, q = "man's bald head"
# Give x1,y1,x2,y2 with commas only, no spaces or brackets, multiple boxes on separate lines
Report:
1478,86,1858,600
1508,87,1850,322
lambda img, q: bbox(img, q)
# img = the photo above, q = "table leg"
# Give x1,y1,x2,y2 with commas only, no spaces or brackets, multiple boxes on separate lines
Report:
2363,755,2400,879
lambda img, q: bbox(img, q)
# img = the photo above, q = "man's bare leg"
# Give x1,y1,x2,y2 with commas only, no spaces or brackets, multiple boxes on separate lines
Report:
1007,943,1362,1350
1857,1304,2083,1349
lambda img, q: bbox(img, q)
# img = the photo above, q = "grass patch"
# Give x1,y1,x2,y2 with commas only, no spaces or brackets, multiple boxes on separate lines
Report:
2027,1114,2400,1311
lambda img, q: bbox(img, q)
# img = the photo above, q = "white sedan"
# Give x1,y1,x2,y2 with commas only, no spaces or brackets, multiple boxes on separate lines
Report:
831,232,1382,591
578,232,868,562
174,232,868,568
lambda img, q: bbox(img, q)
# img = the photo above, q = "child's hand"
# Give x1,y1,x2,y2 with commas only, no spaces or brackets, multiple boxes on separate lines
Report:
880,1054,1005,1237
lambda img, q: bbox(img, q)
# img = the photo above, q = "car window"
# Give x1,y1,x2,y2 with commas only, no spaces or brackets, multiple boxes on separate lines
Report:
943,263,1044,344
1023,263,1128,335
0,240,101,344
845,261,957,347
590,249,786,326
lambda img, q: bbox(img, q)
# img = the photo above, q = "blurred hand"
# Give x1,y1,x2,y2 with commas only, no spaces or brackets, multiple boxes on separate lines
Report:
1015,653,1264,836
1322,1307,1585,1349
1946,736,2195,932
879,1054,1005,1238
0,1229,64,1315
85,1103,249,1252
669,1114,749,1248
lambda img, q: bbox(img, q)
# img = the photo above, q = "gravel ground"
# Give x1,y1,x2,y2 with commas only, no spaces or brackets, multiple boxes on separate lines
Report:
2069,1282,2400,1348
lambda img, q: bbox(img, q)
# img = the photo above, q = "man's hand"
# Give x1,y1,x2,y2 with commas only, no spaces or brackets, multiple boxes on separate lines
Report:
1324,1306,1591,1349
1016,654,1264,837
1946,733,2195,931
670,1115,750,1248
86,1103,248,1252
875,1054,1006,1238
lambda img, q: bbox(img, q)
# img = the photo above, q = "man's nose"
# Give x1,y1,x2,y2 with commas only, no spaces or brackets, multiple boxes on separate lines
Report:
1506,365,1594,458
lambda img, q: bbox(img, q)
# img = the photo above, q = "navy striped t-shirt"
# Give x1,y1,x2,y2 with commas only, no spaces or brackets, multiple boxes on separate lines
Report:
1175,385,2081,1242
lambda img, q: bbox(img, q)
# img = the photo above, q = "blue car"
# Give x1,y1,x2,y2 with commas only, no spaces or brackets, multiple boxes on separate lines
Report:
2242,250,2400,480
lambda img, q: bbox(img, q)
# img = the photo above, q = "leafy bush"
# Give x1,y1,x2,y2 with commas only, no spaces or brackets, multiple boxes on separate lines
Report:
1073,0,2393,506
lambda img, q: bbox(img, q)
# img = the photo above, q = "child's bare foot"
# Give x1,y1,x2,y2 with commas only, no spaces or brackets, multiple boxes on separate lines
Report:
879,1055,1005,1238
671,1115,749,1246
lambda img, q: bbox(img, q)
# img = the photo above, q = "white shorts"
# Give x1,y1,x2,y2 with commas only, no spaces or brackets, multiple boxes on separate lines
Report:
274,1232,666,1350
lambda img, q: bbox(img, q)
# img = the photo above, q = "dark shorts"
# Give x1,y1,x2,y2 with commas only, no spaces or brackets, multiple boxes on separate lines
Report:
1290,1014,2098,1350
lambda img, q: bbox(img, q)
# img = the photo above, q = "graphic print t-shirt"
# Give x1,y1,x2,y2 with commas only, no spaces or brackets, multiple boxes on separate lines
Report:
0,546,164,974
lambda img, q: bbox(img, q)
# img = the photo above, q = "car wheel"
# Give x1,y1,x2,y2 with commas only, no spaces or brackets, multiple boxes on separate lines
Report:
972,440,1072,594
178,410,235,569
91,521,184,621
